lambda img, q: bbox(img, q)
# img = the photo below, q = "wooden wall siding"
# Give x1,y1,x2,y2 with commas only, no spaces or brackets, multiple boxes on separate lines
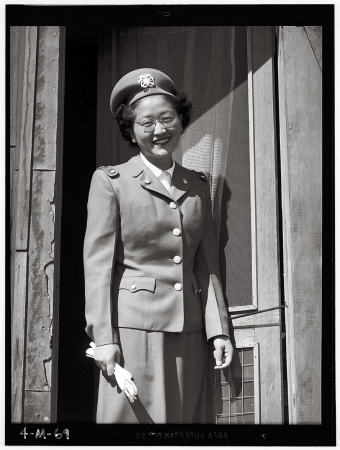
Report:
11,253,28,422
10,27,20,148
10,27,20,293
303,26,322,71
49,26,66,423
10,26,20,318
11,26,38,423
33,27,61,170
24,26,63,423
10,27,26,305
11,26,64,423
278,26,322,424
25,171,55,391
24,391,51,423
242,26,283,423
15,27,38,251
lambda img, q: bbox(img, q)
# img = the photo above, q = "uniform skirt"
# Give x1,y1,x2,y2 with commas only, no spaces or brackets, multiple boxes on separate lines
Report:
96,328,210,424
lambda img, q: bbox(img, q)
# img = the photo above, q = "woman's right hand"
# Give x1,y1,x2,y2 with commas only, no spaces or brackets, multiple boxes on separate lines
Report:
93,343,121,379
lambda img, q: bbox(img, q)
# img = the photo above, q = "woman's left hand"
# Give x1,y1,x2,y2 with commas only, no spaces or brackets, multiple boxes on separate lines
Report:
213,336,234,369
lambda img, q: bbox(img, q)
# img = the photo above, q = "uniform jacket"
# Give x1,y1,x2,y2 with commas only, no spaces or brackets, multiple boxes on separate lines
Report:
84,154,230,346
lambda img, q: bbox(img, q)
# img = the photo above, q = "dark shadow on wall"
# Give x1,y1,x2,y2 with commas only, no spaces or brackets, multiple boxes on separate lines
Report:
57,25,99,422
218,178,232,298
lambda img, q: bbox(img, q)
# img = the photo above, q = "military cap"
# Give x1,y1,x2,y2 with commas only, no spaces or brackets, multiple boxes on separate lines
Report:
110,68,177,115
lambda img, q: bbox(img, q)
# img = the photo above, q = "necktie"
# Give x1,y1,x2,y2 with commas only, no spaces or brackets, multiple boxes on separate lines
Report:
159,170,172,192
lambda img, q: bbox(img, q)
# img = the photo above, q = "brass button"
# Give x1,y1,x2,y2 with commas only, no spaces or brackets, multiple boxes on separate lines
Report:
144,179,151,184
173,256,181,264
173,228,181,236
174,283,182,291
170,202,177,209
131,285,136,290
110,169,116,174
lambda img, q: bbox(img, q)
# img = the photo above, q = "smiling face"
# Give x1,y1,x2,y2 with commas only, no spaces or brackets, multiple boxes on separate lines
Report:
130,95,183,169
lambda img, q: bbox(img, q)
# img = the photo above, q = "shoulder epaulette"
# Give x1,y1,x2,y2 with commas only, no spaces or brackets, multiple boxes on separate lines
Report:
194,171,207,181
97,165,119,177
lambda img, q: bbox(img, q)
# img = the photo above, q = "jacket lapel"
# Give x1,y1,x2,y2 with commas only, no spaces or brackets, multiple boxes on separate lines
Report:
170,163,191,202
128,154,174,200
140,167,174,199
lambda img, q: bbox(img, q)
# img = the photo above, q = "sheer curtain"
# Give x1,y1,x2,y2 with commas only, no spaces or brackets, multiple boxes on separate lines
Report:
115,26,235,241
114,26,252,311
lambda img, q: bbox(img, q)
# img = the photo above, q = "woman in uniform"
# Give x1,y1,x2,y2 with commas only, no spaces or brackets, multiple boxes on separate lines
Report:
84,68,234,424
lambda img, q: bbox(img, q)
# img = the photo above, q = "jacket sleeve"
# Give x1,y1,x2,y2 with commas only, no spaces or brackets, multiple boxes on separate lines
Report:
194,179,230,341
83,169,120,346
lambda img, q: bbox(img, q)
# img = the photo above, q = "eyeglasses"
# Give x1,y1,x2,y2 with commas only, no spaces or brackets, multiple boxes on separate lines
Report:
134,112,178,132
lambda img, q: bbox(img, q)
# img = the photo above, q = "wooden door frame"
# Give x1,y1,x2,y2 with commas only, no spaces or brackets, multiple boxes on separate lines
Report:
230,26,284,424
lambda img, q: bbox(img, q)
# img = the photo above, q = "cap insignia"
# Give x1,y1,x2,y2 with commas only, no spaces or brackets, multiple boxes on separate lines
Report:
138,73,156,92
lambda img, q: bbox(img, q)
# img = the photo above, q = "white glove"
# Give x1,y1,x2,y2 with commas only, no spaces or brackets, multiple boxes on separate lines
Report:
86,342,138,403
85,341,96,357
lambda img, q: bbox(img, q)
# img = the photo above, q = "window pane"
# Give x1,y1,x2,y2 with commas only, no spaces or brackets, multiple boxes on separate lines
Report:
243,365,254,380
221,383,230,399
217,416,229,424
243,348,253,365
230,415,243,424
222,399,230,415
214,345,259,424
230,399,242,414
244,397,255,413
223,26,252,308
243,381,254,397
243,414,255,424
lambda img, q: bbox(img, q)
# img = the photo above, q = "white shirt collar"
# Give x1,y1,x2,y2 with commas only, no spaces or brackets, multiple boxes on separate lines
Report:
140,152,175,179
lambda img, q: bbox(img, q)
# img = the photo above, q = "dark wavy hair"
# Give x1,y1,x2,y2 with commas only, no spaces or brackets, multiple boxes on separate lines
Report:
114,91,192,148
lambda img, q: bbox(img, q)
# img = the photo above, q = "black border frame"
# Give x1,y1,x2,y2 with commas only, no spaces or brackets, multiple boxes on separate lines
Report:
6,4,335,446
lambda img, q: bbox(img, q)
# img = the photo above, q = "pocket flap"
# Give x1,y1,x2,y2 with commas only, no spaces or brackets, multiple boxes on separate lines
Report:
119,277,156,293
191,276,200,294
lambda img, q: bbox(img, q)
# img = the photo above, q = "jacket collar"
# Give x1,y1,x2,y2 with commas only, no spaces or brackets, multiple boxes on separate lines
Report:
128,154,190,202
129,154,145,178
140,151,175,179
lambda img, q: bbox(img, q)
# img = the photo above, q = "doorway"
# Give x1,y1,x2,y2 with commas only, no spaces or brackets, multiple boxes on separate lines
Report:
57,25,284,424
97,25,284,424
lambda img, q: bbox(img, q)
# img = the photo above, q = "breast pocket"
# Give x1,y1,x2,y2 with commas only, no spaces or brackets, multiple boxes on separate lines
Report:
119,276,156,294
117,277,156,328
